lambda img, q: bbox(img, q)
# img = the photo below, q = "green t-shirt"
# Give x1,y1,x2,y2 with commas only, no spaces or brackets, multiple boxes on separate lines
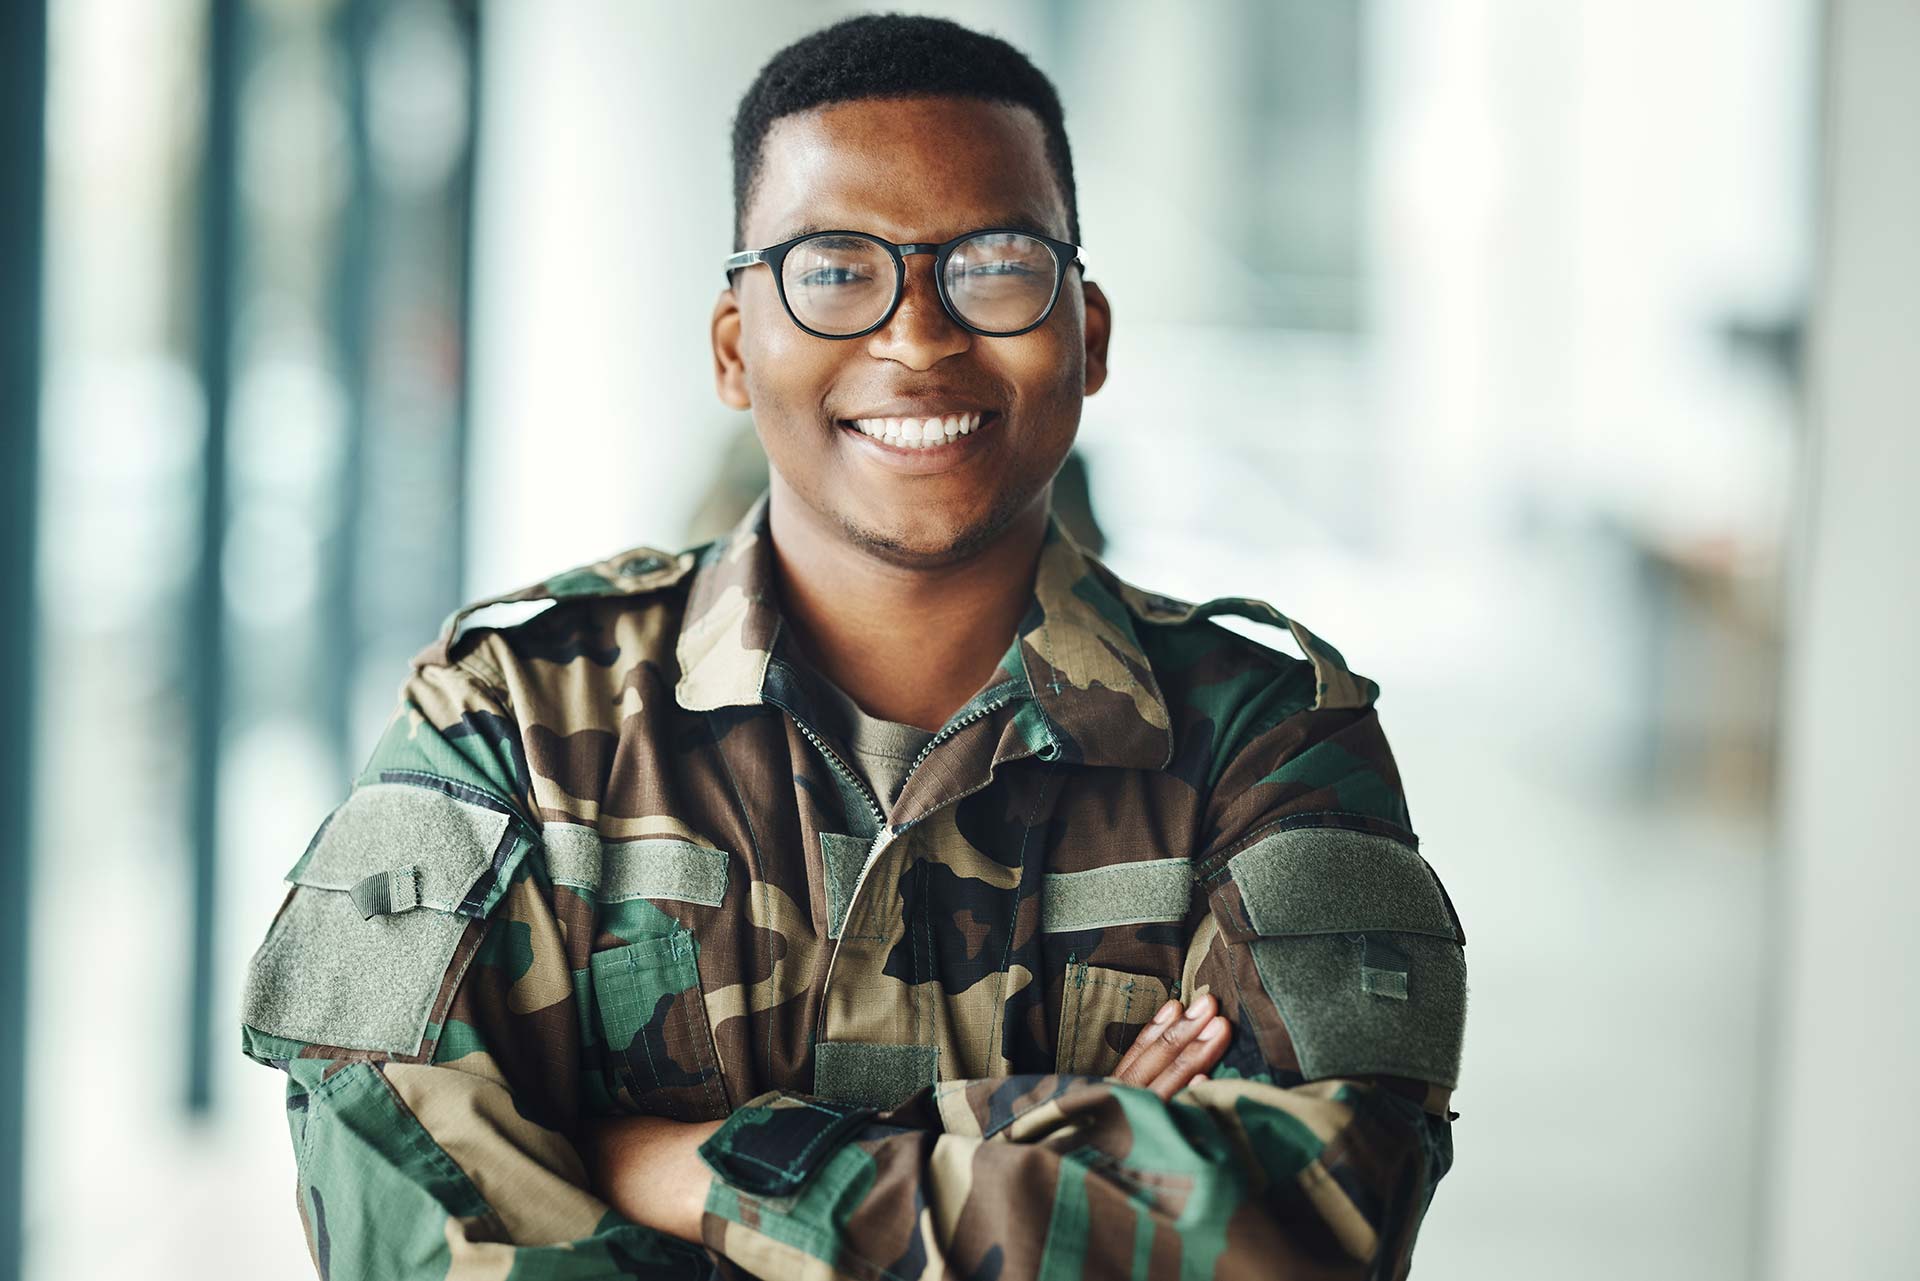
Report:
796,659,935,814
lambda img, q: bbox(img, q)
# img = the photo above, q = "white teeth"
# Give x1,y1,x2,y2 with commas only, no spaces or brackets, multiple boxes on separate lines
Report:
847,411,986,449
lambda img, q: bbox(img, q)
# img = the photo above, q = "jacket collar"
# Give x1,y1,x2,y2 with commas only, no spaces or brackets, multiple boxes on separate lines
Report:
673,490,1173,771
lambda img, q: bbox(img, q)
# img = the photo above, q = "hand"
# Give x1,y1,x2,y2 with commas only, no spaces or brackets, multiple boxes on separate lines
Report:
579,1113,726,1244
1108,991,1232,1101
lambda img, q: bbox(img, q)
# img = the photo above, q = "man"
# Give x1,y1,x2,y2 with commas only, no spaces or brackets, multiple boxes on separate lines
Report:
239,13,1467,1279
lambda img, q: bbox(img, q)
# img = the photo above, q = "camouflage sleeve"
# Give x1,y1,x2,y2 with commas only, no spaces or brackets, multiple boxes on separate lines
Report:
694,698,1466,1281
238,659,710,1279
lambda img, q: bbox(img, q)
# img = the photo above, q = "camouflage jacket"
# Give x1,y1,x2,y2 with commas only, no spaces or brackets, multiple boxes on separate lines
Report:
239,490,1468,1280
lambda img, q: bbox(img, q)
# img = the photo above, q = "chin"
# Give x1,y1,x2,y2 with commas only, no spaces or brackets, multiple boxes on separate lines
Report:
842,501,1011,568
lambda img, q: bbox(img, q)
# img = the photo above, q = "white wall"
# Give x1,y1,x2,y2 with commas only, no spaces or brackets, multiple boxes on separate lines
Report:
1767,1,1920,1275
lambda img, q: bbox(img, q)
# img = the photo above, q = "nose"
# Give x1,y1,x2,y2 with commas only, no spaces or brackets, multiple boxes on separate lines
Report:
864,251,972,369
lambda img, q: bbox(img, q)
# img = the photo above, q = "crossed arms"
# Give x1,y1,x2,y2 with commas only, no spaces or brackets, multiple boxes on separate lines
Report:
241,660,1464,1280
580,987,1238,1245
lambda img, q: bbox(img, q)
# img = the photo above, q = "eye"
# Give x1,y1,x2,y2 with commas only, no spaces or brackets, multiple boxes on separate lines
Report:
796,266,873,288
961,260,1039,277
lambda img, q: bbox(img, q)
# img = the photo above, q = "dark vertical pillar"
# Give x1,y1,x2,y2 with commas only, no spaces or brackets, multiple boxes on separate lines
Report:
0,4,47,1273
451,0,484,603
327,0,375,779
188,0,244,1116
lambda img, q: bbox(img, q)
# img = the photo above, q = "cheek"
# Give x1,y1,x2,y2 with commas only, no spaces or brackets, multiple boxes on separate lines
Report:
741,311,836,422
1003,328,1085,414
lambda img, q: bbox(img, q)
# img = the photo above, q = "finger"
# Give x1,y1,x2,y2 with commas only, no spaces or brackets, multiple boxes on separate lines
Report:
1149,1014,1230,1100
1112,999,1183,1079
1117,991,1216,1087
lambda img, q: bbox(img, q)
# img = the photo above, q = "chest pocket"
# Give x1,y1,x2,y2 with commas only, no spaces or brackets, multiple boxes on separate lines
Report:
1041,857,1190,1077
553,826,735,1121
1056,962,1171,1075
589,925,730,1120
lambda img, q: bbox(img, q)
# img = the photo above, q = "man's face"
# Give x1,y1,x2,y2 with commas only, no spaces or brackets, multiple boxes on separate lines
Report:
712,95,1110,568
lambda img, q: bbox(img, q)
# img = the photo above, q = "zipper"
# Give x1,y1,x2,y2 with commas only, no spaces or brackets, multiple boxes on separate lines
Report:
789,712,887,834
786,683,1022,840
898,690,1016,784
798,689,1031,1044
847,691,1015,893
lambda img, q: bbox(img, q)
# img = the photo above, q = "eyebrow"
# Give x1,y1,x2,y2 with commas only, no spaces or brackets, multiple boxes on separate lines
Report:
769,214,1066,245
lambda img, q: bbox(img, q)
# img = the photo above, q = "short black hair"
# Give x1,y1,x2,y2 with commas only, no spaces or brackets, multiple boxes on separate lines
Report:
730,12,1079,251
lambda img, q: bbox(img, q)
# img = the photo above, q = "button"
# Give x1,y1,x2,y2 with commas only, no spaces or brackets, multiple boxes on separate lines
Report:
619,554,667,577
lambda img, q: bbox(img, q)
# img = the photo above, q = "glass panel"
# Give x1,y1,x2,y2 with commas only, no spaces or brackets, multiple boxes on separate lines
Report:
943,232,1056,332
780,233,893,334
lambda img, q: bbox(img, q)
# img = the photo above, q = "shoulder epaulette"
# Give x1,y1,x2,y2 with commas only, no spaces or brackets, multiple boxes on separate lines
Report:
411,543,700,671
1109,578,1379,711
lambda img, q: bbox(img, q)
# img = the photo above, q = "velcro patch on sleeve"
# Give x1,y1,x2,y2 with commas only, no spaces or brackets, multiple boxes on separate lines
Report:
289,781,514,917
1221,823,1467,1087
1227,824,1459,941
240,779,528,1057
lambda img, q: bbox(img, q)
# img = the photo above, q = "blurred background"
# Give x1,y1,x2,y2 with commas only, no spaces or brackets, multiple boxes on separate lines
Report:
2,0,1914,1277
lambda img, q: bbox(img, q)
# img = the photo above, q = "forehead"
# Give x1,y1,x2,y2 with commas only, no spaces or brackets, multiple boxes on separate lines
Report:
747,95,1068,245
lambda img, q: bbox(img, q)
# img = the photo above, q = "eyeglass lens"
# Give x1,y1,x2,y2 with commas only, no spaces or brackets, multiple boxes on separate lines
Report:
779,232,1058,335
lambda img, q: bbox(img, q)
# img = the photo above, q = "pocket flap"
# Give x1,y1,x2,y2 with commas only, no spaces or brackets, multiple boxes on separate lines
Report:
287,779,521,920
1222,823,1461,942
241,777,530,1059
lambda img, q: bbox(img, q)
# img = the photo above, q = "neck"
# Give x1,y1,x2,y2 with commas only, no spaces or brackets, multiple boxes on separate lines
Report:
765,479,1048,733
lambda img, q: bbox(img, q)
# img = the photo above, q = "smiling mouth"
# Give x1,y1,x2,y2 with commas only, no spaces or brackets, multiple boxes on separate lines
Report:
836,410,999,451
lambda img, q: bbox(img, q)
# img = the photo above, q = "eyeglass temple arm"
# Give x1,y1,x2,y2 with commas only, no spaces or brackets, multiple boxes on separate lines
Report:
722,249,766,282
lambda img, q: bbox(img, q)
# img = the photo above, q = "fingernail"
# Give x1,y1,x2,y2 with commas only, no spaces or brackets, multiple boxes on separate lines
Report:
1182,996,1211,1022
1199,1017,1225,1041
1152,1001,1179,1026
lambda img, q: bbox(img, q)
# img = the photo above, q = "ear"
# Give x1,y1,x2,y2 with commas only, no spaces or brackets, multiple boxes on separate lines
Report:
711,286,751,410
1080,278,1111,397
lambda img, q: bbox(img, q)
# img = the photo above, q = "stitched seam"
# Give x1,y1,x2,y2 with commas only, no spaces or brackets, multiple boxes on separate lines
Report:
989,775,1052,1065
704,709,775,1084
1059,961,1086,1071
1060,970,1148,1072
914,858,929,1046
629,987,666,1111
1038,613,1064,695
685,965,730,1115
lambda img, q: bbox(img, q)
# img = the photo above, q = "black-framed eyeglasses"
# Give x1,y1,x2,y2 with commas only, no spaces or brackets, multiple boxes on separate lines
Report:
722,227,1086,339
